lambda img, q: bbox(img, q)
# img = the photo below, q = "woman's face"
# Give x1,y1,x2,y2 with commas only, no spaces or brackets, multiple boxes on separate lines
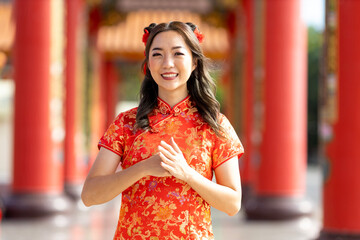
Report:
148,30,196,99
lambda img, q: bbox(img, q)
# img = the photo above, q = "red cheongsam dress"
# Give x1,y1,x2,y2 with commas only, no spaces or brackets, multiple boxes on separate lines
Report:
98,96,244,240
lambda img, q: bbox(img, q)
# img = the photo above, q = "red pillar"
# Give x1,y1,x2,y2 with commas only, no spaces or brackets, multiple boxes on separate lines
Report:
222,9,236,129
102,61,119,128
5,0,71,217
241,0,255,204
245,0,311,219
87,49,107,169
87,6,107,169
64,0,87,201
319,0,360,239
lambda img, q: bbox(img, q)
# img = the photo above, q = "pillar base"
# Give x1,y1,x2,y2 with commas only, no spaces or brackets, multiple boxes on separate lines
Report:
318,231,360,240
245,195,312,220
241,183,253,206
64,182,83,201
0,196,4,212
4,192,73,218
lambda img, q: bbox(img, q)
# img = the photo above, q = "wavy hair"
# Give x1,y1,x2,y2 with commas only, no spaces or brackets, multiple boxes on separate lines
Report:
136,21,223,136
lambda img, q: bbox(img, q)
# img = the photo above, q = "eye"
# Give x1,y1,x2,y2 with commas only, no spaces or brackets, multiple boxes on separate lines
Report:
152,53,161,57
175,52,184,56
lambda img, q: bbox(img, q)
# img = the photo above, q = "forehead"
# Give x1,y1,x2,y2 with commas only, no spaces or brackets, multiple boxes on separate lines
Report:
150,30,189,50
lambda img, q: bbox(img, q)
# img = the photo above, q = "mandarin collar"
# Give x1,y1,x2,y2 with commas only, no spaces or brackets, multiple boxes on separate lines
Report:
148,95,196,132
156,95,194,116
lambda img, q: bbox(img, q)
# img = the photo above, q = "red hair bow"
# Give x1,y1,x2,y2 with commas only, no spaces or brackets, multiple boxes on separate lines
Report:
194,28,204,43
142,29,150,46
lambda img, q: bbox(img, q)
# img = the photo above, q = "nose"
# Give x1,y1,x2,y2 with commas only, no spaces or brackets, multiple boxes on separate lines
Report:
162,54,174,69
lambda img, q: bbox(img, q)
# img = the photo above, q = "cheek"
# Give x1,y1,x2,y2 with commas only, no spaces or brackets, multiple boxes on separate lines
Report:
148,58,159,71
148,59,153,70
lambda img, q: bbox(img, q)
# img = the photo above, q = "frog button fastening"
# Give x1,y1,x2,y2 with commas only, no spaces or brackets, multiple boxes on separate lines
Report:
173,107,180,116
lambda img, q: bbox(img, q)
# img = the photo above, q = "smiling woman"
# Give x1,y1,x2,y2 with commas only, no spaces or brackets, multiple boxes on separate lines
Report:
81,21,244,240
137,22,223,136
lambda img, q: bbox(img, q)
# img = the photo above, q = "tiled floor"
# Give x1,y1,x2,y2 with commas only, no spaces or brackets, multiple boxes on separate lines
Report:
0,167,322,240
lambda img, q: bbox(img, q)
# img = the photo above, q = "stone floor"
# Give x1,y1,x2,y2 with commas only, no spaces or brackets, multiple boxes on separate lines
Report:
0,88,323,239
0,167,323,240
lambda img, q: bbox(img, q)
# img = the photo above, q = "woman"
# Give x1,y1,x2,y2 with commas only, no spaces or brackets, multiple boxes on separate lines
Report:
81,21,244,239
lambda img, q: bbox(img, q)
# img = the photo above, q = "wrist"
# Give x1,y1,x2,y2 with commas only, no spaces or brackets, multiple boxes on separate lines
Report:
184,166,198,184
136,160,149,177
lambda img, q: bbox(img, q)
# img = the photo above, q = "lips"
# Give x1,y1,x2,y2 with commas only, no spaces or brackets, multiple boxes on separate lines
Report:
161,73,178,80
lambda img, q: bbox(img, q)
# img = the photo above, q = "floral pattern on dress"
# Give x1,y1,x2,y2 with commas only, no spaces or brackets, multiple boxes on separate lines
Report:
98,96,244,240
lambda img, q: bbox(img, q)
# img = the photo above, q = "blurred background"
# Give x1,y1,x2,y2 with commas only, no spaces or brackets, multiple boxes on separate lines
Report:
0,0,359,239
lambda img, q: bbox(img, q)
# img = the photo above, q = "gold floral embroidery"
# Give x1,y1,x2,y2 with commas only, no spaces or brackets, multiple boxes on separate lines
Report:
98,96,244,240
154,205,174,221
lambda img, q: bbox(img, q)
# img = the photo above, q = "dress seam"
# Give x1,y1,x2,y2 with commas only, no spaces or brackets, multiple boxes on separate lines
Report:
98,144,122,156
212,151,244,169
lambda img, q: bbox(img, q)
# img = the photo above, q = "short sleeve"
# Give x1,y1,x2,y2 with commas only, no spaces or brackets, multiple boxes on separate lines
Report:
212,114,244,169
98,113,125,159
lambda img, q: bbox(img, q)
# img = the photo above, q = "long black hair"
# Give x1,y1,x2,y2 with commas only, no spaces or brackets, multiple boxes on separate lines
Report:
136,21,223,136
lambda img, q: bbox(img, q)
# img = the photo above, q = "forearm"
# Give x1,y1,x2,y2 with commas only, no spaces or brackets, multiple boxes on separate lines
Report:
185,167,241,216
81,162,146,206
158,139,242,216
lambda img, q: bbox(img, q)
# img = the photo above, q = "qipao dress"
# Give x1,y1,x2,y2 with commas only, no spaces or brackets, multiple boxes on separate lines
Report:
98,96,244,240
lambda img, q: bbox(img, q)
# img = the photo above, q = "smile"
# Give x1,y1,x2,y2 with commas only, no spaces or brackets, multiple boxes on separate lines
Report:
161,73,178,79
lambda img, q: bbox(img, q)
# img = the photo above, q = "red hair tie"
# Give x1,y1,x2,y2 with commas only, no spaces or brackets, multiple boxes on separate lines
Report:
194,28,204,43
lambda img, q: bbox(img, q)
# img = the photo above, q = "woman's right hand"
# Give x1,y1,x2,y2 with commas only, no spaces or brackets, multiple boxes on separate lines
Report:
82,149,171,207
142,153,171,177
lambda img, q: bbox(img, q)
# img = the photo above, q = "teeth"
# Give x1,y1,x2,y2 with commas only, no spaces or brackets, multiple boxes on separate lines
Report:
162,74,177,78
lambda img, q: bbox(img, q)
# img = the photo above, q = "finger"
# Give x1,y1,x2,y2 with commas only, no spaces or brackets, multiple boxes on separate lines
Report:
158,150,174,164
159,152,174,166
160,140,177,155
170,137,181,153
158,145,174,160
161,162,175,175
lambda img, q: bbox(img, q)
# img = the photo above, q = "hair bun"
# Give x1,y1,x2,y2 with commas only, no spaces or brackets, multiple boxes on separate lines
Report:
185,22,197,32
144,23,157,34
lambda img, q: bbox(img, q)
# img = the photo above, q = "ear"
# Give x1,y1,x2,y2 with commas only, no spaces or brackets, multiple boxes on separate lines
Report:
192,59,197,72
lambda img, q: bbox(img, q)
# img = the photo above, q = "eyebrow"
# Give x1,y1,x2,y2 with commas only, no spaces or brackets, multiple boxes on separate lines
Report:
151,46,183,51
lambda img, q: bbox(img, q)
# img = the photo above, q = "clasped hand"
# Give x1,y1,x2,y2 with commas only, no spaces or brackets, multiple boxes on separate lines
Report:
157,137,192,182
144,137,191,181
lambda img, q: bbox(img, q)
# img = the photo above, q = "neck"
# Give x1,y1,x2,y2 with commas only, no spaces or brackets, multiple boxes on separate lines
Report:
158,89,188,108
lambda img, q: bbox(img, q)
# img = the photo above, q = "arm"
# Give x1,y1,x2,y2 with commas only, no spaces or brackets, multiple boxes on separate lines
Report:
186,156,241,216
159,138,242,216
81,147,170,207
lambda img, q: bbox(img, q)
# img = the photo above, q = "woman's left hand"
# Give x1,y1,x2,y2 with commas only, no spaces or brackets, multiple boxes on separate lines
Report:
158,137,193,182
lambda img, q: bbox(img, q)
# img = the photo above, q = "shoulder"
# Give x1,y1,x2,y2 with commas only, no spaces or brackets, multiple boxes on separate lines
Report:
218,113,231,126
121,107,138,120
217,113,238,138
112,107,138,127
